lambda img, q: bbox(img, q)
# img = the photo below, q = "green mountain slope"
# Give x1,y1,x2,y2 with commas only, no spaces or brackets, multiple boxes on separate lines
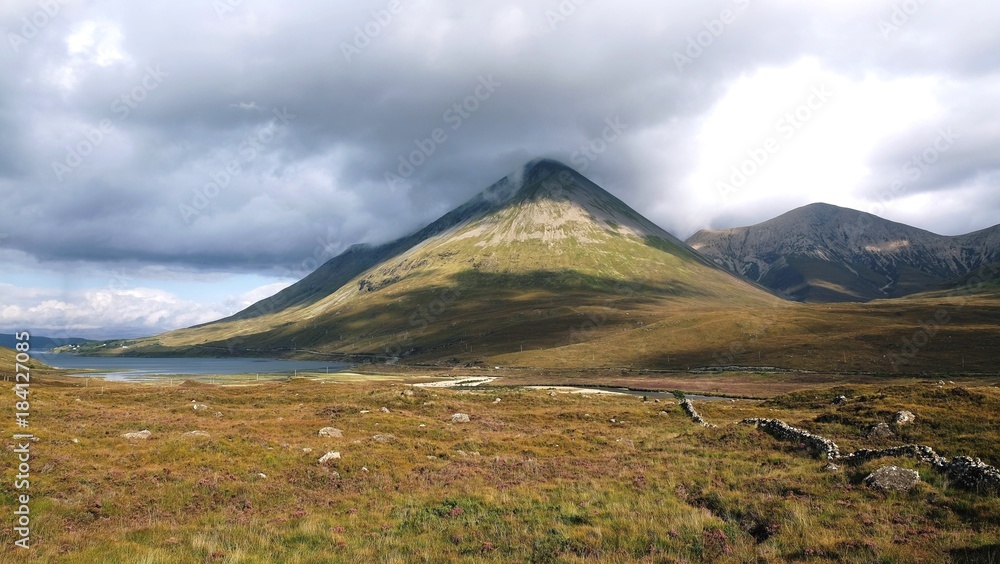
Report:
136,160,775,360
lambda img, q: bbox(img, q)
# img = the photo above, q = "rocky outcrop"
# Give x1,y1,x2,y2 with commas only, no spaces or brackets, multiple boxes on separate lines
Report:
864,466,921,492
681,400,716,428
741,418,840,460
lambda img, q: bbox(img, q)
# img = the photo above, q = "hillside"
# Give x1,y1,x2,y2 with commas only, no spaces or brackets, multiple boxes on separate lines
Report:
686,203,1000,303
120,160,776,360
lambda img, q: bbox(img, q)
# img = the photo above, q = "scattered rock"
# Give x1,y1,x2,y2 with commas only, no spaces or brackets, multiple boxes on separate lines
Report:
318,427,343,438
493,398,501,404
823,463,840,472
258,473,267,479
183,430,210,438
359,410,371,414
402,389,415,397
548,391,557,397
426,455,438,460
865,422,895,439
418,424,426,428
659,411,669,416
451,413,470,423
192,404,208,411
894,411,916,425
302,447,313,453
372,434,396,443
380,407,390,413
832,395,847,405
71,438,79,444
318,451,341,464
864,465,920,492
122,430,152,440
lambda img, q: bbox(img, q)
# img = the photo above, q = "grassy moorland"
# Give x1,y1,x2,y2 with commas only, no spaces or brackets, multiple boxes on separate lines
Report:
2,357,999,562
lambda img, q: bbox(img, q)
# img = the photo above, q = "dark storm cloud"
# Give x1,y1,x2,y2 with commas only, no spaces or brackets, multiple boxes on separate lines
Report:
1,0,999,276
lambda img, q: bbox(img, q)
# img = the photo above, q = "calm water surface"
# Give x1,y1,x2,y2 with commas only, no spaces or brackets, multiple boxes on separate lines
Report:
35,353,351,382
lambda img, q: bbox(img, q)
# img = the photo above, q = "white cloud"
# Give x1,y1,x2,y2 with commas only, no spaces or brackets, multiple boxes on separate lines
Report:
0,284,225,339
53,20,130,90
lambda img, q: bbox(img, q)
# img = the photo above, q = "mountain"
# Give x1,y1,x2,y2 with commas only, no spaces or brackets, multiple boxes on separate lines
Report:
686,203,1000,302
0,333,91,351
129,159,775,360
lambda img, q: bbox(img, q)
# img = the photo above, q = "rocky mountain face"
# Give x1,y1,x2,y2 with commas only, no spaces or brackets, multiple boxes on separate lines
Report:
157,159,772,358
686,203,1000,302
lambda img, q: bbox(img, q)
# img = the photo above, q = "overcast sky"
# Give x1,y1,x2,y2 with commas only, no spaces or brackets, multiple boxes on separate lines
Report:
2,0,999,339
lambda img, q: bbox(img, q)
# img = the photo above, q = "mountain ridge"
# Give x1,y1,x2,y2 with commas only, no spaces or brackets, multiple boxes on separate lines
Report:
687,202,1000,302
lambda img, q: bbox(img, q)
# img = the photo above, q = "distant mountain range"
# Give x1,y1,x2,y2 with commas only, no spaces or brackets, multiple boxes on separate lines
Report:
687,203,1000,302
0,333,91,351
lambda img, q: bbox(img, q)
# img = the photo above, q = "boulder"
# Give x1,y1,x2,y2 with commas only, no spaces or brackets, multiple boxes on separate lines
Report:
122,430,152,440
372,434,396,443
864,465,920,492
451,413,471,423
865,422,895,439
894,411,916,425
318,451,341,464
318,427,344,438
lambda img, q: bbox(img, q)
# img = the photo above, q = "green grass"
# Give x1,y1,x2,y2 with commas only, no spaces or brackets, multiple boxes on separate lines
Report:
1,362,998,561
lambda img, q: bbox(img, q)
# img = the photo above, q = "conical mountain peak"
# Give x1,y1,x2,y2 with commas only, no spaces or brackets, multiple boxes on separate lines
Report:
163,159,771,359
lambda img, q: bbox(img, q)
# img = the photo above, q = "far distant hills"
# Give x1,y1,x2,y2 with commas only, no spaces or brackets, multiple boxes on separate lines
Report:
687,203,1000,302
0,333,91,351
